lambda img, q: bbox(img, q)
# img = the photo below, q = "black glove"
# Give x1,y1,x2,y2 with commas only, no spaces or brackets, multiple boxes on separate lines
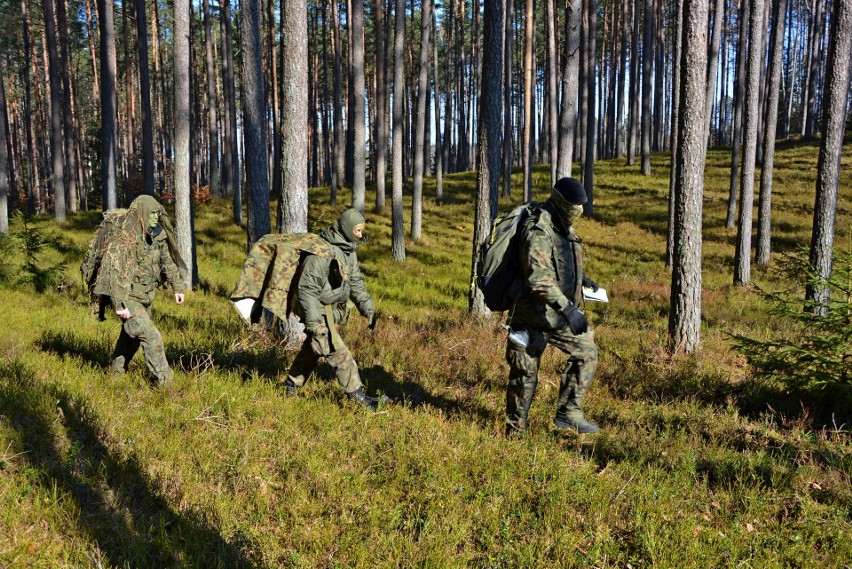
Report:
582,275,599,292
562,305,588,335
368,313,378,331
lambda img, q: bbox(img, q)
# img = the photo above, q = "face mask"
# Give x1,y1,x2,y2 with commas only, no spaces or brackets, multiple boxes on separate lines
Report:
566,204,583,225
148,211,160,228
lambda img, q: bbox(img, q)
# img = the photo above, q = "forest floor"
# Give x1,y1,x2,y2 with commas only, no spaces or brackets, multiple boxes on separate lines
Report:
0,141,849,567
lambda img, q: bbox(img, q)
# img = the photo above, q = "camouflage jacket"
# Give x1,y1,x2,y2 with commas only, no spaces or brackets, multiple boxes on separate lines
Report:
297,224,375,334
123,229,186,307
509,203,584,331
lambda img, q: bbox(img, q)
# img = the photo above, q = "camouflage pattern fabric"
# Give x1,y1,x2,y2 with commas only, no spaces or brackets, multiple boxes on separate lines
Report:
505,329,598,430
111,300,174,383
85,195,187,310
230,233,332,323
287,326,363,394
509,204,584,331
505,198,598,431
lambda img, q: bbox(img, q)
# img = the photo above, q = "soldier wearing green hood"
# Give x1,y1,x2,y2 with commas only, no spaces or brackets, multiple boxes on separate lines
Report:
505,177,601,435
284,208,380,411
88,195,188,385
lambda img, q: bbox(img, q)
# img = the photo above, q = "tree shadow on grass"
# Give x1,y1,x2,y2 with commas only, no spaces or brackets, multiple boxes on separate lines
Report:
361,364,495,426
38,329,113,370
0,359,260,568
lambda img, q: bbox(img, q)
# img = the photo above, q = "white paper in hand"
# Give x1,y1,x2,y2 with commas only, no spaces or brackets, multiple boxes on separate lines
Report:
582,287,609,303
233,298,256,322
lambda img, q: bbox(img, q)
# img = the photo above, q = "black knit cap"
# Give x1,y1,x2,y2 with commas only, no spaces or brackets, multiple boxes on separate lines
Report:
553,177,588,204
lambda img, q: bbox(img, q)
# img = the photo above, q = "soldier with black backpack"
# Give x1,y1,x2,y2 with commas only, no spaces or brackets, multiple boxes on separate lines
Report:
502,178,602,435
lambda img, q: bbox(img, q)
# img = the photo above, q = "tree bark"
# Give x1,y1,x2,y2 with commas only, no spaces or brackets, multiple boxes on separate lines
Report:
0,61,9,234
803,0,824,139
279,0,309,234
331,0,343,204
627,0,640,164
134,0,155,196
705,0,724,142
583,0,597,213
522,0,535,200
558,0,581,178
640,0,654,175
756,0,787,267
391,0,406,261
546,0,558,184
733,0,765,286
174,0,193,288
411,0,432,239
98,0,118,210
502,0,514,197
221,0,241,224
351,0,367,213
807,0,852,314
57,0,79,211
667,0,684,269
470,0,504,315
203,0,220,198
43,0,67,220
241,0,271,246
374,0,387,211
726,0,750,227
433,6,444,202
21,0,38,214
669,0,708,354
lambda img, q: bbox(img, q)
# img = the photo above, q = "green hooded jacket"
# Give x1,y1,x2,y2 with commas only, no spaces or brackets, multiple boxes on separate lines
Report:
296,212,375,333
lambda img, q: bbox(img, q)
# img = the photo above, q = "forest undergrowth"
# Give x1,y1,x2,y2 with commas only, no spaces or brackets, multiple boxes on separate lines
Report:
0,142,849,567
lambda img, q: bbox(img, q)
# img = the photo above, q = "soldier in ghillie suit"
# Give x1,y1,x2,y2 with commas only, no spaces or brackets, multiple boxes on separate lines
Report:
83,195,188,386
505,177,601,435
284,209,379,410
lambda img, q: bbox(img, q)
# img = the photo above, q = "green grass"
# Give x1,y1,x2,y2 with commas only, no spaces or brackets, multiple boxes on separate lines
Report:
0,141,849,567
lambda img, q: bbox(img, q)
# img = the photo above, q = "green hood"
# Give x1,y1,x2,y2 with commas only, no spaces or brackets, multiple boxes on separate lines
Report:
321,209,365,253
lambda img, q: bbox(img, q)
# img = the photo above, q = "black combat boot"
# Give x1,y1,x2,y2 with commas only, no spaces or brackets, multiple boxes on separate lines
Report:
348,388,379,411
554,416,599,434
283,378,299,395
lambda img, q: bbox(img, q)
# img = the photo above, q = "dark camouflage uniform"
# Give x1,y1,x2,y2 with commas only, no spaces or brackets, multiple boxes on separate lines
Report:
287,215,375,394
109,197,186,383
506,203,598,430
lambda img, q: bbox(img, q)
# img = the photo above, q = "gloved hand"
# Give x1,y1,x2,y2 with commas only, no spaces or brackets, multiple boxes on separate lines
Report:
582,275,599,292
562,305,588,335
368,313,378,331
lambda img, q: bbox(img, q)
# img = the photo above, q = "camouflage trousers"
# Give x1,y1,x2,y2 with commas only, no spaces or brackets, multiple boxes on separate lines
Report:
111,300,174,383
287,324,362,394
505,327,598,431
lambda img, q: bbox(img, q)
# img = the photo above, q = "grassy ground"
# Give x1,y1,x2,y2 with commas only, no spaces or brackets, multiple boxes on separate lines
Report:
0,141,849,568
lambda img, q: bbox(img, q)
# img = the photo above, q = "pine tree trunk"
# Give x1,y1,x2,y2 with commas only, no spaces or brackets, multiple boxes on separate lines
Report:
667,0,684,269
733,0,765,286
803,0,824,139
705,0,724,142
134,0,155,196
174,0,193,287
584,0,596,212
0,60,9,234
222,0,241,224
43,0,66,220
375,0,387,211
241,0,271,245
98,0,118,210
640,0,654,175
616,0,629,157
433,6,444,202
727,0,750,228
331,0,343,204
411,0,432,239
652,0,665,152
502,0,514,197
57,0,79,211
806,0,852,315
756,0,787,267
669,0,708,354
391,0,406,261
203,0,220,198
546,0,558,184
471,0,504,315
268,0,280,201
351,0,367,213
279,0,309,234
522,0,534,200
627,0,640,164
21,0,38,214
558,0,581,178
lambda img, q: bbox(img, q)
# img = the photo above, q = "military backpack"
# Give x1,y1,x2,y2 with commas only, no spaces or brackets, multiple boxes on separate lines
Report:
230,232,333,324
476,203,540,311
80,209,128,318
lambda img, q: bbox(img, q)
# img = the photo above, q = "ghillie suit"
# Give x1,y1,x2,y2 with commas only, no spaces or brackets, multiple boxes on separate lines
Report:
81,195,187,385
81,196,187,318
